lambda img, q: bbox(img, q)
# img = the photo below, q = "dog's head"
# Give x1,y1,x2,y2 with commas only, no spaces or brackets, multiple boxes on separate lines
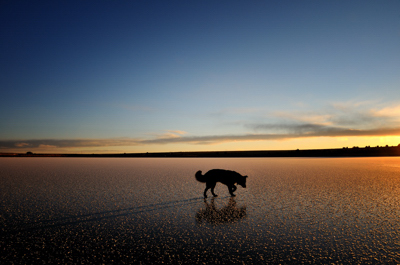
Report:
238,175,248,188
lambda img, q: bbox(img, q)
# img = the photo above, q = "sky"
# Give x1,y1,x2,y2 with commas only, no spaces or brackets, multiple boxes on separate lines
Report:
1,0,400,154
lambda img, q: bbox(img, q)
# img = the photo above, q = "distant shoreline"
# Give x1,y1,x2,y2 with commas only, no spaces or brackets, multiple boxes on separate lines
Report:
1,145,400,158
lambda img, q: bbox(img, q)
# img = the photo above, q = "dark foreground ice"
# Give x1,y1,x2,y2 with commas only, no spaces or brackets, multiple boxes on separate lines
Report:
1,157,400,264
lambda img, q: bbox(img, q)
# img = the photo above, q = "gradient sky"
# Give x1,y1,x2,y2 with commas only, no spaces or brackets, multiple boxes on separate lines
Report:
1,0,400,153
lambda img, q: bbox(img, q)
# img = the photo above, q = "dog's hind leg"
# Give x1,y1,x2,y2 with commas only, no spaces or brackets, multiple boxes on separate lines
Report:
210,183,218,197
203,186,209,198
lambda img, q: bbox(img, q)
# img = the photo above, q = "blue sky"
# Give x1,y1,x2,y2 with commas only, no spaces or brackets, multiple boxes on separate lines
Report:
1,0,400,153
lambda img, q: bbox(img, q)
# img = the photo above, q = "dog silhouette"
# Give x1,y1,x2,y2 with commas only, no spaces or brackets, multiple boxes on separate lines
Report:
195,169,247,198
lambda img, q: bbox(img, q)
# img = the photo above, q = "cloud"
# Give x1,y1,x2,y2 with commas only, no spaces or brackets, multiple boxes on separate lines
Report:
272,111,332,125
0,139,141,149
2,102,400,151
157,130,187,138
2,126,400,150
249,123,332,134
374,105,400,118
14,142,31,147
271,101,400,129
38,144,57,148
140,127,400,145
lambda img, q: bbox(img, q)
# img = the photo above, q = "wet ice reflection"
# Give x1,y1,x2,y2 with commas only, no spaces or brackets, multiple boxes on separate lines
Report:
1,157,400,263
196,197,247,225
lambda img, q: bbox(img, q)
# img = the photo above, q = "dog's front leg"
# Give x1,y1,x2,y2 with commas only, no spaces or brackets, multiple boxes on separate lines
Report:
232,185,237,192
228,185,237,196
211,186,218,197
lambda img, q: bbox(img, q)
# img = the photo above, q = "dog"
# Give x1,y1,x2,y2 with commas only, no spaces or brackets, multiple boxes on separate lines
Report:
195,169,248,198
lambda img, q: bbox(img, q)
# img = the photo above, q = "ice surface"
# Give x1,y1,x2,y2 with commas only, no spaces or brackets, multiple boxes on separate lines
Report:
1,157,400,264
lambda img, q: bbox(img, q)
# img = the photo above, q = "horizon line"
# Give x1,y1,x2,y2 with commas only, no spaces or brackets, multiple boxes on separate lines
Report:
2,144,400,157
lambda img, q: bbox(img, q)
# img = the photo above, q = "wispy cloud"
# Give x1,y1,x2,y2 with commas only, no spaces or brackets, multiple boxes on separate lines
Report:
154,130,187,139
2,103,400,151
270,101,400,129
0,139,140,149
2,127,400,150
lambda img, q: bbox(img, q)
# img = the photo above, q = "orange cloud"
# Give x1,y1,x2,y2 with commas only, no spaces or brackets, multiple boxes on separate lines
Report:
15,142,31,147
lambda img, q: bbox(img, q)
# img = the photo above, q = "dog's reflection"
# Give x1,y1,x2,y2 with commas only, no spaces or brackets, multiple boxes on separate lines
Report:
195,197,246,225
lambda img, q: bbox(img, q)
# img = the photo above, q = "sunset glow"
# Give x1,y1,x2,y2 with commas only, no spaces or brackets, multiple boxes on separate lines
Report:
1,1,399,154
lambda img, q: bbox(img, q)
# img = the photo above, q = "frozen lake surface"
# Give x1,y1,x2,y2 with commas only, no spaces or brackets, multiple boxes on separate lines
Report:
1,157,400,264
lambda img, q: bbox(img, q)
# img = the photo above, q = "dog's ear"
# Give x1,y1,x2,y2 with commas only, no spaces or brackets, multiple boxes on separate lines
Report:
244,175,248,178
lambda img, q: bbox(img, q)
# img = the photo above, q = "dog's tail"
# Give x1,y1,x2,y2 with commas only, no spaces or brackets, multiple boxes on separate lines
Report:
195,170,207,183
